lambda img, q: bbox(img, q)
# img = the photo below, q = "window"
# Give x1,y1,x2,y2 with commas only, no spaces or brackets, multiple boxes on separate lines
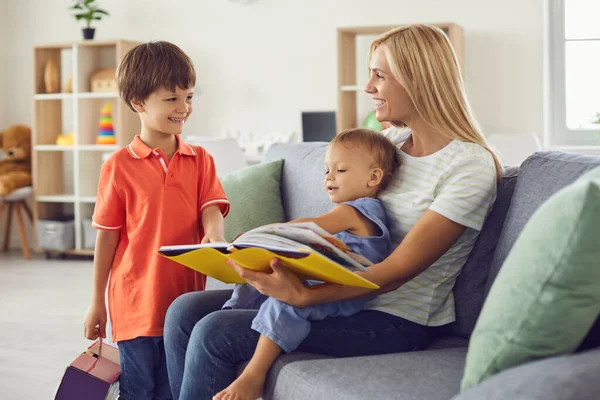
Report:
548,0,600,145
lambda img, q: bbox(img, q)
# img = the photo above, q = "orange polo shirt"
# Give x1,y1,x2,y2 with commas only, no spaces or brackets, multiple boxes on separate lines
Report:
92,135,230,342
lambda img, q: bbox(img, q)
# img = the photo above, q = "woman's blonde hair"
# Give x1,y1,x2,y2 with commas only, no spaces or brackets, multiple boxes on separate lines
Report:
369,24,502,180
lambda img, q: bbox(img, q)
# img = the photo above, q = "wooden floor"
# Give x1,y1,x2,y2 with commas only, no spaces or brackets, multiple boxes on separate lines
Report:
0,251,101,399
0,250,230,399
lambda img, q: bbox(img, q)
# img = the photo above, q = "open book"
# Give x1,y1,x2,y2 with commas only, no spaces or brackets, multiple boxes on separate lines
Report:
158,222,379,289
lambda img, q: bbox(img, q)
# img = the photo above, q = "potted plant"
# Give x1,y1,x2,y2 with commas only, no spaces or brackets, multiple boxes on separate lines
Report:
70,0,110,40
592,112,600,138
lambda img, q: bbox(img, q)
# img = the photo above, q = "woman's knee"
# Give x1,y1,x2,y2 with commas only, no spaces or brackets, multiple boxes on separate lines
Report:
188,310,260,363
165,290,233,336
186,311,223,354
165,292,197,336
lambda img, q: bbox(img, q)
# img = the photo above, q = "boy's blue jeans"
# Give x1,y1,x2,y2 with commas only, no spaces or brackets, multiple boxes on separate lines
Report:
118,336,172,400
224,283,368,353
164,290,433,400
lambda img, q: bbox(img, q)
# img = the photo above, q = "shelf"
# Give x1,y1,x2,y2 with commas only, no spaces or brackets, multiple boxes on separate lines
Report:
78,144,119,151
35,144,118,151
64,248,95,256
79,97,119,145
34,93,73,100
36,195,76,203
79,196,97,203
34,43,73,50
78,92,119,99
35,145,75,151
33,40,141,253
34,92,119,100
340,85,364,92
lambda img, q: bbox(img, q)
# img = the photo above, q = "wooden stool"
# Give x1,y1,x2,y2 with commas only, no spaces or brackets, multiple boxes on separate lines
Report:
0,186,34,259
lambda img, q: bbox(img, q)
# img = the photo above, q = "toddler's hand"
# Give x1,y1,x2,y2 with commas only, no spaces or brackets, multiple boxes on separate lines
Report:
83,302,107,340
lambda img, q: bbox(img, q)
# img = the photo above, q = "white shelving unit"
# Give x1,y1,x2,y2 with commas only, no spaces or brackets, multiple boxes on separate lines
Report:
32,40,141,255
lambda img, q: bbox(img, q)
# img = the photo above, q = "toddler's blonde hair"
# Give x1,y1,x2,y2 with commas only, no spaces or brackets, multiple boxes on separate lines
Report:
330,128,400,192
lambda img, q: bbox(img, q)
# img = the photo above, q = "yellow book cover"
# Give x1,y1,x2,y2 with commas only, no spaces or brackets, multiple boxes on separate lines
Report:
158,223,379,289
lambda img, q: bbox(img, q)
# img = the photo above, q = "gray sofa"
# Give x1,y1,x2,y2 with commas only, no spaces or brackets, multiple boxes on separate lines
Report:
210,142,600,400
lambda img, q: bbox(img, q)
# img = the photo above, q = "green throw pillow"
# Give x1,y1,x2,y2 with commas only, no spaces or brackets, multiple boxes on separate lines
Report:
221,159,285,242
461,168,600,391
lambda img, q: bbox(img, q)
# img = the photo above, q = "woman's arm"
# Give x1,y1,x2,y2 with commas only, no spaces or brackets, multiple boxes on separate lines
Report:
231,209,467,307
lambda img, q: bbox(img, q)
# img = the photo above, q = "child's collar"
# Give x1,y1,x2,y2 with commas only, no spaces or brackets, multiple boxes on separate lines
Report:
127,135,196,159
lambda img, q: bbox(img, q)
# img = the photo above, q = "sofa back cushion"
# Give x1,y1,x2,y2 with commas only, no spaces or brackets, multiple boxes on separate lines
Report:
484,151,600,294
461,170,600,391
446,166,519,338
264,142,333,221
221,159,285,241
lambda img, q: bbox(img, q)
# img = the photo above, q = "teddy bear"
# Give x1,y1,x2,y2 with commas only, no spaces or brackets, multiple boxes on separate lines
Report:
0,125,32,197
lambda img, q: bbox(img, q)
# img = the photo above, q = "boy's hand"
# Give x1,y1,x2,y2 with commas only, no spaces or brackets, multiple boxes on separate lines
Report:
83,301,107,340
201,233,226,244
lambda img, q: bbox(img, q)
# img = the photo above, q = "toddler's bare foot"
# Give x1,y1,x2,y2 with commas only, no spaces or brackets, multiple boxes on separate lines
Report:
213,371,265,400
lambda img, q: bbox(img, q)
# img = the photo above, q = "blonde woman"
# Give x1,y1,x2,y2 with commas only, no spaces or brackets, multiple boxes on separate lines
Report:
165,24,501,400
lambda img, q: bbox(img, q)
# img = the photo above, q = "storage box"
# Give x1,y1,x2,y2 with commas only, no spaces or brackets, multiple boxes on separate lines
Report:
82,218,98,249
37,217,75,252
55,339,120,400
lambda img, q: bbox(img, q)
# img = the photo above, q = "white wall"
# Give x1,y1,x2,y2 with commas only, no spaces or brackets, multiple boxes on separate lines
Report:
5,0,544,138
2,0,545,249
1,0,30,252
0,0,15,127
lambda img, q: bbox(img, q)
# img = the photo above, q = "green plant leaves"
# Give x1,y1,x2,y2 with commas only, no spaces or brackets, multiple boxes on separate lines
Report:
70,0,109,26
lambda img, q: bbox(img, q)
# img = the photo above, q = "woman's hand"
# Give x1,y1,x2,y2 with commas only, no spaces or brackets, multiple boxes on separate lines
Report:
228,258,309,307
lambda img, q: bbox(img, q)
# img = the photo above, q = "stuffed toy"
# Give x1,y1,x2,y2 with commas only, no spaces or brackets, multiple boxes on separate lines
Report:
0,125,32,197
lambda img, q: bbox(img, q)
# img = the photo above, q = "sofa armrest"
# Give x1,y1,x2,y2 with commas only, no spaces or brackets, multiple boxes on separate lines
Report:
452,348,600,400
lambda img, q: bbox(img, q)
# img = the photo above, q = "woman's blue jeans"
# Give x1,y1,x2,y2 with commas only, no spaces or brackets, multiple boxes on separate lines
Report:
164,290,434,400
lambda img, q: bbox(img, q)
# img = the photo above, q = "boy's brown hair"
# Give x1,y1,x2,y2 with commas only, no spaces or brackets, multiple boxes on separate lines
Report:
330,128,400,192
117,41,196,112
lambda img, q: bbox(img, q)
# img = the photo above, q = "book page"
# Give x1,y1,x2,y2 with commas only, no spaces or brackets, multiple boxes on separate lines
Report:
284,222,350,250
234,229,369,271
233,233,311,250
244,222,350,251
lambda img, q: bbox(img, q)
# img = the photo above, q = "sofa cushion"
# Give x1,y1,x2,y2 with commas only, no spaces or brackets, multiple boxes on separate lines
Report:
264,143,333,221
428,335,469,349
461,170,600,391
454,348,600,400
221,159,285,241
446,166,519,339
263,348,467,400
484,151,600,291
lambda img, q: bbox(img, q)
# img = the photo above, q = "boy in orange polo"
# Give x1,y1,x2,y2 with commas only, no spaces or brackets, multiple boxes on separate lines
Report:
83,41,229,400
